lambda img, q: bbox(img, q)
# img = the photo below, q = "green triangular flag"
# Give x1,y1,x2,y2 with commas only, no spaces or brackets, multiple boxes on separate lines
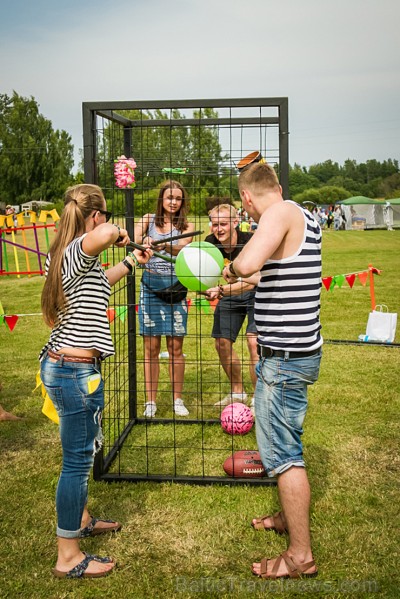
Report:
116,306,128,322
335,274,345,288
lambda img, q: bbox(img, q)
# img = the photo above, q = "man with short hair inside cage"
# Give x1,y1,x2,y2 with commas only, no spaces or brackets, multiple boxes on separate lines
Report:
223,162,322,581
204,203,258,410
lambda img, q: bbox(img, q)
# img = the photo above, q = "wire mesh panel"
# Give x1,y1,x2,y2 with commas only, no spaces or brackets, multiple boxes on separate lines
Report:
82,98,288,485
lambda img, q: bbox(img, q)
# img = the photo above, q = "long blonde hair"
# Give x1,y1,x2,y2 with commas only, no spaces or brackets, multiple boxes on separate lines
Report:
41,184,105,327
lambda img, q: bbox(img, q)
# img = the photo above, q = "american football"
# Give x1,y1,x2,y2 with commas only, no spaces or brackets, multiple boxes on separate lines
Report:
223,450,266,478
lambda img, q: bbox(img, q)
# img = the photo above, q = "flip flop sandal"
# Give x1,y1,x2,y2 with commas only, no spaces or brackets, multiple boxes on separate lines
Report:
52,553,115,579
256,551,318,580
80,516,122,538
251,511,288,534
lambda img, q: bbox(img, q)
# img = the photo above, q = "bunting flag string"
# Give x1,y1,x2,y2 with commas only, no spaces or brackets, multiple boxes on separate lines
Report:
1,264,382,331
0,304,132,331
322,265,381,292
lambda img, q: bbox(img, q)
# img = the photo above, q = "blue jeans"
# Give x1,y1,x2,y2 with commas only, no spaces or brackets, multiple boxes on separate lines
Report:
254,351,322,478
40,354,104,538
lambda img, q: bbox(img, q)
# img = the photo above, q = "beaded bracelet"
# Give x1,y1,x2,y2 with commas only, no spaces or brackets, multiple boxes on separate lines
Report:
128,251,143,268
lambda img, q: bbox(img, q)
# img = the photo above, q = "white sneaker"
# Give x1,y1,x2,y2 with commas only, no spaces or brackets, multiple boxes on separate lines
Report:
174,398,189,416
143,402,157,418
214,392,248,407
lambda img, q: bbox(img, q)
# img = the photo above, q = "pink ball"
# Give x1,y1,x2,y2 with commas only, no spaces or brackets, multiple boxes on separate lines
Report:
220,402,254,435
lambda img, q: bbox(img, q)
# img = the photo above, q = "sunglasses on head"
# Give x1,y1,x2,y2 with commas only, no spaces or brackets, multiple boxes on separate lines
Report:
95,209,112,222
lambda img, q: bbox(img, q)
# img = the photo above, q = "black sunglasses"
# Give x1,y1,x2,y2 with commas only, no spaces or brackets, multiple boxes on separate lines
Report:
95,209,112,222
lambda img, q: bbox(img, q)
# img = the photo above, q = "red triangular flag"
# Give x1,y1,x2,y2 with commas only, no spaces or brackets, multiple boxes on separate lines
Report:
346,274,356,288
106,308,116,323
358,271,368,286
322,277,333,291
4,314,19,331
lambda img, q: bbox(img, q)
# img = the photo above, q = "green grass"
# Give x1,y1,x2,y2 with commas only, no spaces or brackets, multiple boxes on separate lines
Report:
1,230,400,598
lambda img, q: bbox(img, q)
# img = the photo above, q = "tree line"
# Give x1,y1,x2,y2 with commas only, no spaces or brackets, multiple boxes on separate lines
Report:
1,91,399,210
0,91,74,204
289,159,400,205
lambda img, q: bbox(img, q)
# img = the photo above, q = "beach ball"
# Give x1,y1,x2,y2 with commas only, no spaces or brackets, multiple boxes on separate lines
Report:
175,241,224,292
220,402,254,435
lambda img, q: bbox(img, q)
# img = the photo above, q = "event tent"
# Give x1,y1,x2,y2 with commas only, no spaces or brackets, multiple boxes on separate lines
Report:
337,197,399,229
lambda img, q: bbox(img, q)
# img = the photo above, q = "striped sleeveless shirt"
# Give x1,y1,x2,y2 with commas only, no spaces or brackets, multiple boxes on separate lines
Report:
39,234,114,360
255,201,323,352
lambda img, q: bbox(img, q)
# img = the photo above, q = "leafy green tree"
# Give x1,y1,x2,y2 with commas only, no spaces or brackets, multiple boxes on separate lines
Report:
326,176,362,196
308,160,340,184
288,163,320,197
293,185,350,205
377,173,400,198
0,91,74,204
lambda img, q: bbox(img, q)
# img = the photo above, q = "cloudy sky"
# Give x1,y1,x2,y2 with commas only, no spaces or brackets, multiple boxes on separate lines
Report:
1,0,399,171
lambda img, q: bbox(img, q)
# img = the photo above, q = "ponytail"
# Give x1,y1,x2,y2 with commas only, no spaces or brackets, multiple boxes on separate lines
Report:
41,184,105,327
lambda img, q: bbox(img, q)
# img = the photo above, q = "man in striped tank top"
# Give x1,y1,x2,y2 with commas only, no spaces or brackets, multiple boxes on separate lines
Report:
223,162,322,581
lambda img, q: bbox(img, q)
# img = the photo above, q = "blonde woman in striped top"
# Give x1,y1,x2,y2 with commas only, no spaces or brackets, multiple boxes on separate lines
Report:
40,184,152,579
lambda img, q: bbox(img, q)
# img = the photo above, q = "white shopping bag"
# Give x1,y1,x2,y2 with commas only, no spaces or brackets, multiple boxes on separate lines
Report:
366,305,397,343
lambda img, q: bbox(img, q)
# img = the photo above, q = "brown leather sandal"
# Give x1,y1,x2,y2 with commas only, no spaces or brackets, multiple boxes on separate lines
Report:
256,550,318,579
251,511,288,534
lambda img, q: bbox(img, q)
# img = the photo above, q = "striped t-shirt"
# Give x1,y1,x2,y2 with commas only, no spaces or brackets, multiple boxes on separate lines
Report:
255,201,323,352
39,234,114,360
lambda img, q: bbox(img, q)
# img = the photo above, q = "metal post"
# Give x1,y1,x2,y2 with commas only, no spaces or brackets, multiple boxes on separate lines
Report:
123,126,138,421
279,98,290,199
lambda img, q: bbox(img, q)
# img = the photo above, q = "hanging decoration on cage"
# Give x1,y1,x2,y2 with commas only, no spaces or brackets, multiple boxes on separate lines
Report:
114,155,137,189
236,151,265,171
162,167,189,174
322,265,381,291
175,241,224,292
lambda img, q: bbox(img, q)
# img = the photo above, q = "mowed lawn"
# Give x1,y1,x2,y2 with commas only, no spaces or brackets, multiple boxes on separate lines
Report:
0,229,399,599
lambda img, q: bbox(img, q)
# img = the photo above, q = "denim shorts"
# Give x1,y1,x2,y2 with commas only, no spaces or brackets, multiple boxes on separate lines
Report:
40,354,104,538
138,270,188,337
254,350,322,477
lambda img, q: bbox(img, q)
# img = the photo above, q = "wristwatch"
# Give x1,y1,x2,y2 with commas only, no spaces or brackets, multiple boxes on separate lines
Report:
122,258,133,273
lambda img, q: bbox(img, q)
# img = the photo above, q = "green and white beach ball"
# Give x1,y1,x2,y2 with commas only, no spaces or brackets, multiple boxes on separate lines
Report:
175,241,224,292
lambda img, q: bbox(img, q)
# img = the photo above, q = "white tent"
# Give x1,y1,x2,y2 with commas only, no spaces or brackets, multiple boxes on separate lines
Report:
338,197,400,230
21,200,53,212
